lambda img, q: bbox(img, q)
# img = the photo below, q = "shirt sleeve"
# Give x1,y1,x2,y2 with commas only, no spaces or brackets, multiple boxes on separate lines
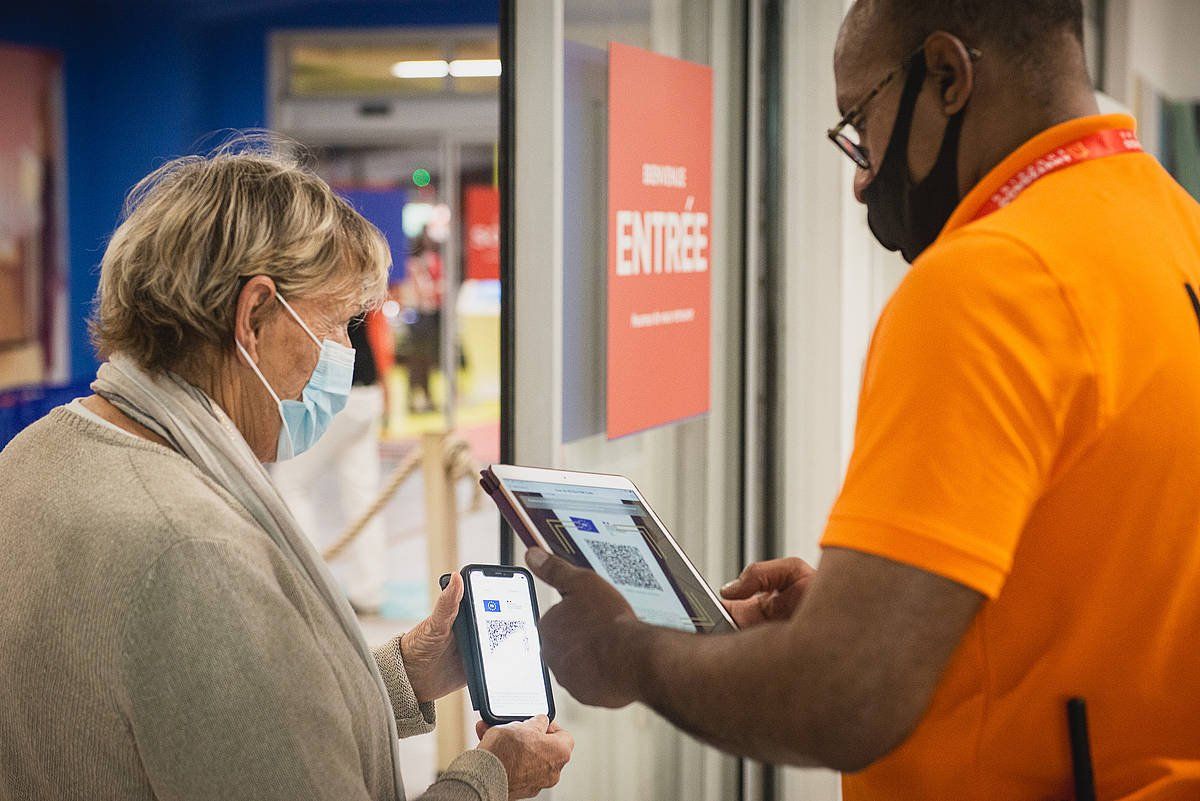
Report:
413,751,509,801
371,640,511,801
372,635,438,738
821,231,1098,598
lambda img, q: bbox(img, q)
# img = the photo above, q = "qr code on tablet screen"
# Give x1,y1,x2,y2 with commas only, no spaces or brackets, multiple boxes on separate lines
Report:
588,541,664,592
486,619,527,652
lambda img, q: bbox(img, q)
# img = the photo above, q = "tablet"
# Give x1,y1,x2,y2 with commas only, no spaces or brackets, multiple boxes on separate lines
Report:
480,464,736,633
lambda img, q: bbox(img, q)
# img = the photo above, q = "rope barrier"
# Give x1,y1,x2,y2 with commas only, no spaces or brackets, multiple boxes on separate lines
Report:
442,436,485,513
321,434,484,562
321,444,423,562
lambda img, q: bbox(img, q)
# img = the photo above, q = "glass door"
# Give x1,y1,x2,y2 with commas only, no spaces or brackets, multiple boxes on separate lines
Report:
270,28,502,789
503,2,749,798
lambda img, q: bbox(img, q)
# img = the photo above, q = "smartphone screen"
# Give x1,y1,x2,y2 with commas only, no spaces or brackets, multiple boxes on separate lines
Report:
468,570,550,719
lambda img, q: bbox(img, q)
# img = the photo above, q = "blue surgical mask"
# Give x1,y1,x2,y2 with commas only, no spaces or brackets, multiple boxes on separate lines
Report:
236,294,356,461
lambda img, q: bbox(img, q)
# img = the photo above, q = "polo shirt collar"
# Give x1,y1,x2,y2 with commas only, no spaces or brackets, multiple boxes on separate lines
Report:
939,113,1138,240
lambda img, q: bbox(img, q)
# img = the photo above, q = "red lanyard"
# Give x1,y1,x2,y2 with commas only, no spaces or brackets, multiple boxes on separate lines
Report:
971,128,1142,221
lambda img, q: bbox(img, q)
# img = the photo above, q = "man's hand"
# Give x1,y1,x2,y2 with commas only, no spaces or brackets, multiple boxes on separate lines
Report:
477,715,574,800
400,572,467,704
526,547,644,708
720,557,816,628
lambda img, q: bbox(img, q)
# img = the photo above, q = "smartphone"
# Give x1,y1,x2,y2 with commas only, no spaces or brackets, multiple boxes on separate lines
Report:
440,564,555,725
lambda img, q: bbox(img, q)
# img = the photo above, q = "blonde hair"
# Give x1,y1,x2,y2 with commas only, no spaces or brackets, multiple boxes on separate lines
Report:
91,132,390,373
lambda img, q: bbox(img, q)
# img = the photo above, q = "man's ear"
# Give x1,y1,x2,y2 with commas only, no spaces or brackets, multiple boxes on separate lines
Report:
922,31,974,115
234,275,278,363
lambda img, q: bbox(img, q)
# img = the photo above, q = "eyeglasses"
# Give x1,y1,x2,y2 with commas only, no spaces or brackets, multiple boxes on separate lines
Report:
827,44,982,171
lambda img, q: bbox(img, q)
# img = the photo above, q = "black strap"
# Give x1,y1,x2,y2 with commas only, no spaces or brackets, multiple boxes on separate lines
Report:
1067,697,1096,801
1184,283,1200,332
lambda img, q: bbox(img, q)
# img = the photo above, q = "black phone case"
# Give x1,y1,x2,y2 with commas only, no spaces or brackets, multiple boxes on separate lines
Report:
439,565,555,726
439,572,484,715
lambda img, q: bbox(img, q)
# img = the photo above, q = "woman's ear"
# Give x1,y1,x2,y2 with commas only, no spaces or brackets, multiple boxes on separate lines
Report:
923,31,974,115
234,276,278,363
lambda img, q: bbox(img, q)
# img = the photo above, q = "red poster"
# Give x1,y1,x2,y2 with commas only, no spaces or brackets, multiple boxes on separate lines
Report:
607,42,712,439
464,185,500,281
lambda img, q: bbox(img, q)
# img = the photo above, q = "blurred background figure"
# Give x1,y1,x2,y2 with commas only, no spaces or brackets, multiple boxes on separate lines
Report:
273,309,393,614
400,227,443,415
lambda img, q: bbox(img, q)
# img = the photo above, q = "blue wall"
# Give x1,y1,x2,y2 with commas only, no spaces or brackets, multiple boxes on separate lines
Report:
0,0,498,445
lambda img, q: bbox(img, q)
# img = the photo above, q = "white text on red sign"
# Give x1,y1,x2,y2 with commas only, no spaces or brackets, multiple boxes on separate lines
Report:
614,210,709,276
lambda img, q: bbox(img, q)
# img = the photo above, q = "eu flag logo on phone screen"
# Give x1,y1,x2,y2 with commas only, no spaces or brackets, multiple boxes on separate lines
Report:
571,517,599,533
482,599,501,613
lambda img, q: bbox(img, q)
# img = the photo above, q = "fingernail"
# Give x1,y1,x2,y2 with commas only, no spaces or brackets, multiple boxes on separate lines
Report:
526,548,549,569
720,580,738,591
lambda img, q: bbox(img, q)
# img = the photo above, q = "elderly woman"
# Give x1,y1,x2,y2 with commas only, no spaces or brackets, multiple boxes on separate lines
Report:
0,139,571,801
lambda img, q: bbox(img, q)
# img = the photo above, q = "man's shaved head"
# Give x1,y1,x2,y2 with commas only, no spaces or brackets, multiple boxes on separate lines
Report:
837,0,1089,110
832,0,1101,260
842,0,1085,63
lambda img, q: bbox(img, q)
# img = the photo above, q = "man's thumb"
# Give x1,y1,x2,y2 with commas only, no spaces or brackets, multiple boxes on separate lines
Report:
526,548,581,590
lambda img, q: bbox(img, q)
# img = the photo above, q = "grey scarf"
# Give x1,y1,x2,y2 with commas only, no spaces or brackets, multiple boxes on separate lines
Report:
92,353,407,799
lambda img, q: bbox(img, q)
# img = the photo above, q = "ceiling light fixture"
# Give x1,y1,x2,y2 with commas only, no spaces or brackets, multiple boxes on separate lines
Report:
390,60,450,79
448,58,502,78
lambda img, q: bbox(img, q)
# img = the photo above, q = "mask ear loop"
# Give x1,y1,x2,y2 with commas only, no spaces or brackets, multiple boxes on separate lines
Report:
276,294,323,348
236,339,295,457
236,341,283,406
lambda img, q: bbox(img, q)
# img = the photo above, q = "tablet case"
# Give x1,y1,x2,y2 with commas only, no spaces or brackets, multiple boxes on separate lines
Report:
479,467,541,549
479,465,740,633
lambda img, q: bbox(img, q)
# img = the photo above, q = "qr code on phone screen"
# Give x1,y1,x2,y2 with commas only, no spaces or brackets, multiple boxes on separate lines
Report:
486,619,527,652
588,541,664,591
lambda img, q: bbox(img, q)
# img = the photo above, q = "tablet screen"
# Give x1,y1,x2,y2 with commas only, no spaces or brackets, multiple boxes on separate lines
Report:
505,479,733,633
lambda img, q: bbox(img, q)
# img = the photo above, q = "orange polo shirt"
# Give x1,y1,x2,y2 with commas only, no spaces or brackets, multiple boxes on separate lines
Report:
823,114,1200,799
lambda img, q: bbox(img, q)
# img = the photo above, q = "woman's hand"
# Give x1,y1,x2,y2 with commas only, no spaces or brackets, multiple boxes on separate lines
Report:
477,716,574,800
400,572,467,704
720,557,817,628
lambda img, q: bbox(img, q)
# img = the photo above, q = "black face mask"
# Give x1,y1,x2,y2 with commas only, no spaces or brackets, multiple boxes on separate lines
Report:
864,56,967,263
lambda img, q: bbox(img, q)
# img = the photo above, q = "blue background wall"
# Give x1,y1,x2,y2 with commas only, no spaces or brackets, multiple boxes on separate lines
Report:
0,0,497,445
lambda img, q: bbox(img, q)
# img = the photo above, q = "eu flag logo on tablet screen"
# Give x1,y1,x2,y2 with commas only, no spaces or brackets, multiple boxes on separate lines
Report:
482,600,501,613
571,517,599,533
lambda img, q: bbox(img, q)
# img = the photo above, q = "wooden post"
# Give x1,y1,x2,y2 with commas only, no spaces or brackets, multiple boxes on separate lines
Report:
422,431,467,771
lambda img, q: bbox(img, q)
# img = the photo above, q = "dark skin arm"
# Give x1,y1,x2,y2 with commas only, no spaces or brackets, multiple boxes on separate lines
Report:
528,546,982,771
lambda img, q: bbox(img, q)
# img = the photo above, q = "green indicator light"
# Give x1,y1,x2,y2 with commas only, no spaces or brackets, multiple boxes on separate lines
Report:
412,168,431,187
